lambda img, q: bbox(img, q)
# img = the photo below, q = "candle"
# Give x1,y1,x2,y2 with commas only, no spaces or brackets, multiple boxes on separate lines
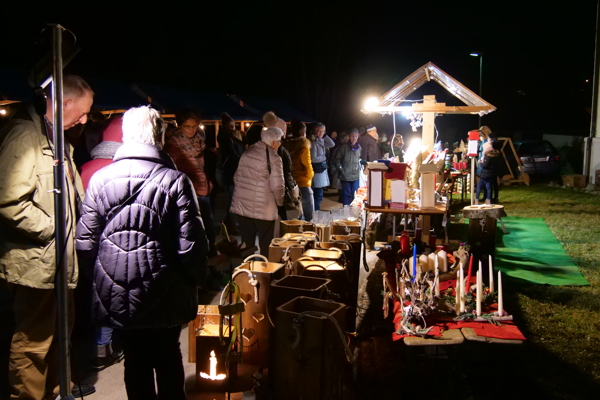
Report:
455,279,460,315
435,268,440,296
459,268,465,312
466,255,473,293
497,271,503,317
476,269,482,316
210,350,217,377
489,263,494,293
412,244,417,281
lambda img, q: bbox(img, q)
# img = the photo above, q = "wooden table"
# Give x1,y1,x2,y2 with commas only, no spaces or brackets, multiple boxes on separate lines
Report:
460,328,523,345
403,328,465,346
365,200,450,243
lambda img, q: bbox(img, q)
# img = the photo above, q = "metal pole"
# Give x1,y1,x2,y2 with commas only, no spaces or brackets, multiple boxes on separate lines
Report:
51,23,75,400
478,55,483,127
585,0,600,177
471,156,476,205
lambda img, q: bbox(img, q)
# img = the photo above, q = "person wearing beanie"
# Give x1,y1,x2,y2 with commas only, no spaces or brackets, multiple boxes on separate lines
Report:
282,118,315,221
263,112,302,220
309,123,335,211
230,127,285,257
332,129,364,205
358,124,382,162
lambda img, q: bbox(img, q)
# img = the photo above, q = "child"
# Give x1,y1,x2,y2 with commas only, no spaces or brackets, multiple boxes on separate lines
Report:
476,140,503,205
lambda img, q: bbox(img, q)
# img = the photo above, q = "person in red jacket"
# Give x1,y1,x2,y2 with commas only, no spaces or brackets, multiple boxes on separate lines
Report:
79,116,126,371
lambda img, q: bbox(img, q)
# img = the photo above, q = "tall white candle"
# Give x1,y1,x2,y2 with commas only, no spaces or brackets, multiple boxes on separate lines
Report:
476,269,482,316
435,254,440,296
497,271,503,317
455,280,460,315
489,263,494,293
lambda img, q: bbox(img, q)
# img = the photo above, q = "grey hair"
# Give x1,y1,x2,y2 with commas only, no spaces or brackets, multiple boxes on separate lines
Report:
122,106,165,149
261,127,283,145
46,74,94,99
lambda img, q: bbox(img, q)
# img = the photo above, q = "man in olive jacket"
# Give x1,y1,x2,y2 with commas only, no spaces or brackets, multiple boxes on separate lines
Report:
0,75,93,399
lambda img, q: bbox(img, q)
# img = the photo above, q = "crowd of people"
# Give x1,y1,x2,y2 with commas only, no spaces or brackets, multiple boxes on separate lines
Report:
0,74,406,400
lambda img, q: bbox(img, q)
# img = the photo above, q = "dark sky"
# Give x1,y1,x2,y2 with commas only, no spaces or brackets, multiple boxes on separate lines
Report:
2,1,598,143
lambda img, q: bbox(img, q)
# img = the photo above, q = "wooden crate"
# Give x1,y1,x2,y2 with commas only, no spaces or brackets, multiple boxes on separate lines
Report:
563,174,587,188
272,297,347,400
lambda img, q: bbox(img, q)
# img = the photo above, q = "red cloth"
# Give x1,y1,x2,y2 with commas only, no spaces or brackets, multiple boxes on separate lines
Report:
391,279,526,341
80,159,113,191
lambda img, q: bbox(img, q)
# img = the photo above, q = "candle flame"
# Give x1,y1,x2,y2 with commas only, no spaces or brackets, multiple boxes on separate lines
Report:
200,350,226,380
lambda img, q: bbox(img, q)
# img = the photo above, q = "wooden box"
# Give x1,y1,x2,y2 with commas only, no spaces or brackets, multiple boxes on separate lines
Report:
269,275,330,312
331,220,361,235
268,239,307,263
272,297,347,400
195,326,235,392
279,219,315,236
563,174,587,188
234,259,285,366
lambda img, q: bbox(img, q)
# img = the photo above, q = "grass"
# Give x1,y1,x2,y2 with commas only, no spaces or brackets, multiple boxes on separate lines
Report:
452,183,600,399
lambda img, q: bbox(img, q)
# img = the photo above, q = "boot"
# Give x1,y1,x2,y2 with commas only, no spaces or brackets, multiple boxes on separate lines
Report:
474,199,479,205
485,199,491,205
92,342,124,371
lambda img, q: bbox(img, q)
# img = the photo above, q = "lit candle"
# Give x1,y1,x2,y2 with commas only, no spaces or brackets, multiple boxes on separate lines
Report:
476,269,482,316
209,350,217,378
466,255,473,293
497,271,503,317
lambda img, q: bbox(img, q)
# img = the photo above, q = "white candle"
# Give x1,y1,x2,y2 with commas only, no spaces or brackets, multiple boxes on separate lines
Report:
489,263,494,293
476,269,482,316
209,350,217,378
455,279,460,315
497,271,503,317
434,255,440,296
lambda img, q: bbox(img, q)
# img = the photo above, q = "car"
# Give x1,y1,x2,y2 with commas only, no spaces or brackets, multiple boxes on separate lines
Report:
513,140,560,176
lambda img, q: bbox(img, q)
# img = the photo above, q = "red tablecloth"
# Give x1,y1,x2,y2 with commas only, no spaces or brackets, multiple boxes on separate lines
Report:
392,279,526,342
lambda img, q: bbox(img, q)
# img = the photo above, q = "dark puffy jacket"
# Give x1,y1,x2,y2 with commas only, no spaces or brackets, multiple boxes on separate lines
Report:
76,143,208,330
479,150,502,180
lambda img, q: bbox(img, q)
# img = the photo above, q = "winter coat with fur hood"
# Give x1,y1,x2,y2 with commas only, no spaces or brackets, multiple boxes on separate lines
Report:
282,137,314,187
479,149,502,181
230,141,285,221
76,143,208,330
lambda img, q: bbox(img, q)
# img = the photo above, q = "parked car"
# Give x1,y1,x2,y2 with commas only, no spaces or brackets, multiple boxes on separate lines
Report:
513,140,560,176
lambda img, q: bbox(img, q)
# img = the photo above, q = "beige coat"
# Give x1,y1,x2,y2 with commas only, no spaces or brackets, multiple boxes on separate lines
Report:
0,106,84,289
230,141,285,221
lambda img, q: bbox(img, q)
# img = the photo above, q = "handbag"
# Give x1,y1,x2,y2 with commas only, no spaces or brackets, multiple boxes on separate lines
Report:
312,161,328,173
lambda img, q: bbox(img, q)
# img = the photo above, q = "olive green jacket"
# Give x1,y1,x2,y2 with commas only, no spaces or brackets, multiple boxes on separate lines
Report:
0,106,84,289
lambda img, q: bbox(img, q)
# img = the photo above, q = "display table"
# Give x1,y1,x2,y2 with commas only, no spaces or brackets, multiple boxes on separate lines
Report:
404,328,464,346
449,171,470,205
365,200,449,243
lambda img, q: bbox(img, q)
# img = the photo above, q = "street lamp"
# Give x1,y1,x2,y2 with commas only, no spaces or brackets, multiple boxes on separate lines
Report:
470,52,483,126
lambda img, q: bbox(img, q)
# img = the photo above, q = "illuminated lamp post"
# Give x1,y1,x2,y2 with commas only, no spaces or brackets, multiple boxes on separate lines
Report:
470,52,483,126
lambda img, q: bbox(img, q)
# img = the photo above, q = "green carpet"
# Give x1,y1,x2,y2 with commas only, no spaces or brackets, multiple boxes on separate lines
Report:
495,216,589,286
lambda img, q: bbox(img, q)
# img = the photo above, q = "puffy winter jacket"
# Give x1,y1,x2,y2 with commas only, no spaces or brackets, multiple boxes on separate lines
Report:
310,135,335,188
282,137,314,187
332,142,362,182
76,143,208,329
479,150,502,181
230,141,285,221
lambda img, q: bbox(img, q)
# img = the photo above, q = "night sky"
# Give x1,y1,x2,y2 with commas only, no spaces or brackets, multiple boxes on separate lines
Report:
1,1,597,144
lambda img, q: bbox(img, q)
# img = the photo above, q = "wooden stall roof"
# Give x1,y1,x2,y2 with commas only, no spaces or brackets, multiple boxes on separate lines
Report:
367,62,496,115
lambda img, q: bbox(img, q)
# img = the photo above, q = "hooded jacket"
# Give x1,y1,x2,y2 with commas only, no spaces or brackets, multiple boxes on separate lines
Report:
230,141,285,221
76,143,208,329
0,105,84,289
479,150,502,180
282,137,314,187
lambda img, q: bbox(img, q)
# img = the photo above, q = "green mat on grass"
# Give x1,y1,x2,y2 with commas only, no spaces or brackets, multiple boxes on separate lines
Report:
494,216,589,286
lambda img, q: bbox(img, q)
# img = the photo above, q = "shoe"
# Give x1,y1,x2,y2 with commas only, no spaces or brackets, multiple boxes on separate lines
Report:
485,199,491,205
72,383,96,398
473,199,479,205
91,342,124,371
